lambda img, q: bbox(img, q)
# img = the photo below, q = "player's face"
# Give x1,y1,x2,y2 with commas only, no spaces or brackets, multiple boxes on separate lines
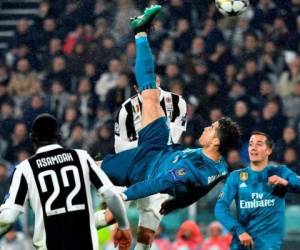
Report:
248,135,272,163
199,121,220,147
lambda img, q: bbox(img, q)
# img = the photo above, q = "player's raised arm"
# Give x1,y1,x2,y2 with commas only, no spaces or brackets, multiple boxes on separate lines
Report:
268,166,300,193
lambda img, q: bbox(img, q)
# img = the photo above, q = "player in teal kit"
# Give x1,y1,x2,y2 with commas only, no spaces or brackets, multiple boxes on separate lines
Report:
215,131,300,250
97,5,241,250
100,4,240,207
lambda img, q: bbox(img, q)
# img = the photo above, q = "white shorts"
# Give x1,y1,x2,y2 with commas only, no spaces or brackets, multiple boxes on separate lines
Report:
137,193,169,231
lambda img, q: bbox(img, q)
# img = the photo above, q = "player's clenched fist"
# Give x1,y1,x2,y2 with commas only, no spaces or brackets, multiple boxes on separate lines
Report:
268,175,288,186
239,232,254,249
113,227,132,250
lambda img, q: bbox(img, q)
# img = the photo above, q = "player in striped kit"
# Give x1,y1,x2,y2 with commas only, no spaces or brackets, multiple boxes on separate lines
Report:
0,114,132,250
114,78,187,153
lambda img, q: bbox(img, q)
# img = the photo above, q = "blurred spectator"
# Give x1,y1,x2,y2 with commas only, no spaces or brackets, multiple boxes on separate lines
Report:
227,149,245,171
223,64,238,92
172,18,194,53
83,62,100,88
238,33,261,62
269,14,289,48
251,0,278,32
183,37,206,74
201,221,231,250
233,100,256,143
165,0,192,28
276,56,300,98
5,122,31,163
186,59,209,97
257,99,287,141
256,78,280,111
149,19,168,51
23,95,49,128
60,107,79,141
258,40,285,82
88,123,114,159
57,0,83,36
46,80,70,122
171,220,203,250
8,58,37,101
95,58,122,102
209,43,232,80
91,104,113,130
89,35,118,72
65,123,88,149
120,42,136,73
105,72,132,113
157,38,182,70
240,59,264,97
8,19,35,51
42,37,64,71
63,24,92,55
44,56,72,91
75,78,98,129
0,101,18,141
38,18,58,53
273,127,300,162
197,78,229,120
200,18,224,54
282,81,300,123
163,63,184,89
32,1,52,33
67,42,90,78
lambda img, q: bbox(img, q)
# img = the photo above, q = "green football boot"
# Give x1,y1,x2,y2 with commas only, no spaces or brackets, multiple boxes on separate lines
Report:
130,5,162,34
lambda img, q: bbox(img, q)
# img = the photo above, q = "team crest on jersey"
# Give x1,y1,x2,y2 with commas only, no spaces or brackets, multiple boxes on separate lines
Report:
240,172,248,181
176,169,186,176
166,97,172,103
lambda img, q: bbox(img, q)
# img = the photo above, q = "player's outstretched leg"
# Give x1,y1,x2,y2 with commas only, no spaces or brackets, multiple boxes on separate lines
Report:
131,5,164,129
131,6,165,250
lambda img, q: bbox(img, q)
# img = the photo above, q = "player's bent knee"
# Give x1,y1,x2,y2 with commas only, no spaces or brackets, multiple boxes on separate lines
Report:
137,226,155,244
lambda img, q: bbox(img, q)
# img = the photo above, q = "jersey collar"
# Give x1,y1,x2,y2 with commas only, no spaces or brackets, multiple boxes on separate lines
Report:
36,144,63,154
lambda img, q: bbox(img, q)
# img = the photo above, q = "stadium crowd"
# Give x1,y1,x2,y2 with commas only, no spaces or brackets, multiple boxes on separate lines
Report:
1,0,300,249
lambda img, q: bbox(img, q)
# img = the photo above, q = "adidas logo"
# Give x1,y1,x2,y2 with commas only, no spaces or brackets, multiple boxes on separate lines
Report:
239,182,247,188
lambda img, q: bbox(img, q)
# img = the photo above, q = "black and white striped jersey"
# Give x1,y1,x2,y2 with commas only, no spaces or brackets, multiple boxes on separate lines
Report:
1,144,108,250
114,89,187,153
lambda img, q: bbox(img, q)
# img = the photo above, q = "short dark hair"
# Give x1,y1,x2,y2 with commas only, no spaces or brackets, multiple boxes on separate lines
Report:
250,131,274,149
31,113,60,147
217,117,241,155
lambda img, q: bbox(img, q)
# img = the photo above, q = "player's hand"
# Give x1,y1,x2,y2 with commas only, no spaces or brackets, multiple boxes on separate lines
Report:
238,232,254,249
268,175,288,186
160,199,177,215
113,227,132,250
